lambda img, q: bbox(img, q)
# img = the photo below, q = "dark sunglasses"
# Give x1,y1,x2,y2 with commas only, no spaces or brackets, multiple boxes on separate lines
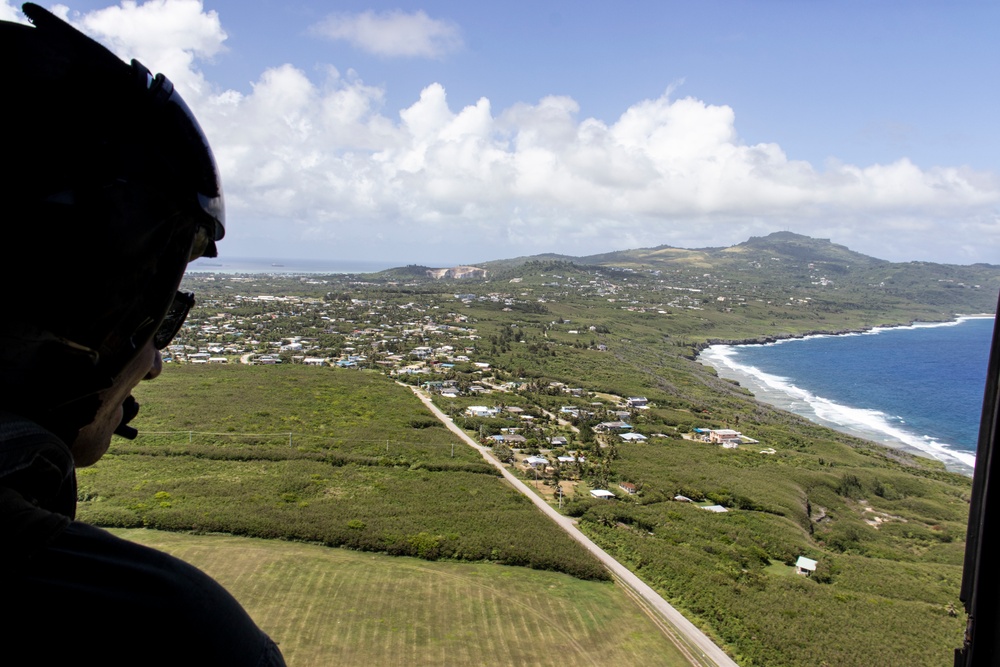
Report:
152,291,195,349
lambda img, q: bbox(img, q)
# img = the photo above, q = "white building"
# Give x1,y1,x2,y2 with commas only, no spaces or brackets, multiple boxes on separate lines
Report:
795,556,818,576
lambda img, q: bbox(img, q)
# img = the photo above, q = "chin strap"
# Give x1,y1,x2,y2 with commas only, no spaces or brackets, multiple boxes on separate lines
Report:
113,395,140,440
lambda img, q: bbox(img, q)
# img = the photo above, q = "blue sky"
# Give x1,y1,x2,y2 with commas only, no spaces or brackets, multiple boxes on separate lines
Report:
6,1,999,266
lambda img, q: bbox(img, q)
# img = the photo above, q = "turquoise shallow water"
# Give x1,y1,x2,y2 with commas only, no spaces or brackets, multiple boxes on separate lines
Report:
698,317,995,475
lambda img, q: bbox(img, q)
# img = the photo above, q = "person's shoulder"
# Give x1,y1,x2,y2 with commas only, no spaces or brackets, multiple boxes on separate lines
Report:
7,522,285,666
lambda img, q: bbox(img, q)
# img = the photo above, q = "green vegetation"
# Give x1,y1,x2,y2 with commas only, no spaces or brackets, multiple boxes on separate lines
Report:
78,233,998,667
114,529,694,667
573,442,967,666
80,366,607,580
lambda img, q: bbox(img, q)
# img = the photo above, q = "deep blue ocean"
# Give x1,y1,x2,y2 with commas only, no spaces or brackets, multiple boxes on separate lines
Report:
698,317,995,475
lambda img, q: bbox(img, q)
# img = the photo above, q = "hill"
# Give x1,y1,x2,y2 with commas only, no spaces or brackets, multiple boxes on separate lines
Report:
466,232,1000,324
472,231,1000,316
93,236,1000,667
725,231,884,266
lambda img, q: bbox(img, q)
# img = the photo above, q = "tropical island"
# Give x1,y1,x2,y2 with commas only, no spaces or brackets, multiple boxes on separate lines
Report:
81,232,1000,666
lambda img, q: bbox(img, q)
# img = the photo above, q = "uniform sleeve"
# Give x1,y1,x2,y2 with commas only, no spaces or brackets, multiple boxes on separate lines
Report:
7,521,286,666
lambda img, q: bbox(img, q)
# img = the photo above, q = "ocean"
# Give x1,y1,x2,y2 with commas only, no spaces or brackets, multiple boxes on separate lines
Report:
698,317,996,475
188,256,396,274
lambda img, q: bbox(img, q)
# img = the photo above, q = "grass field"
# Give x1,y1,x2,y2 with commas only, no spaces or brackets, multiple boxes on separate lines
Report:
114,528,695,666
82,365,609,580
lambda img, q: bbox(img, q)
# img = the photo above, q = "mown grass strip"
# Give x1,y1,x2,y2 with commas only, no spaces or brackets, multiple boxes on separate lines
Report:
113,529,695,667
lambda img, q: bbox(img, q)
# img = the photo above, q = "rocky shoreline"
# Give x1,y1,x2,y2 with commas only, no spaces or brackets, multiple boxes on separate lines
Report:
697,322,945,351
697,314,993,351
696,318,986,476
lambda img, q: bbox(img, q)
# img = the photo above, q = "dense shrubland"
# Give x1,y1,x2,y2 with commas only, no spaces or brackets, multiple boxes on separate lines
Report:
79,365,608,580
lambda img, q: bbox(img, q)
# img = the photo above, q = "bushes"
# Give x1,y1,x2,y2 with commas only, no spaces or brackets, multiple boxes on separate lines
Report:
581,517,964,667
72,365,613,581
564,433,970,666
836,474,865,498
79,455,607,581
408,461,498,475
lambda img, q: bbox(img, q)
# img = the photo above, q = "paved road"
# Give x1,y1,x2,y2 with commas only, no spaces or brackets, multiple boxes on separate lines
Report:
406,385,739,667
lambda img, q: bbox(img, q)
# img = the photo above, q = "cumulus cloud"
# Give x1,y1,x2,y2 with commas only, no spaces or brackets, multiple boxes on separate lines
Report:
12,0,1000,264
312,10,462,59
64,0,226,97
0,0,28,23
198,67,998,262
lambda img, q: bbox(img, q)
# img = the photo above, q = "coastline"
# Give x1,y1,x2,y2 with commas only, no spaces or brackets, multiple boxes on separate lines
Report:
695,313,995,352
696,316,994,477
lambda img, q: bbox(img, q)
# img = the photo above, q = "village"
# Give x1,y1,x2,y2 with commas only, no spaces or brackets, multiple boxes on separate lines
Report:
167,266,788,514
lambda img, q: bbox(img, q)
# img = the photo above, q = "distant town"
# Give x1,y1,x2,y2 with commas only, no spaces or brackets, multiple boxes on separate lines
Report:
173,263,775,499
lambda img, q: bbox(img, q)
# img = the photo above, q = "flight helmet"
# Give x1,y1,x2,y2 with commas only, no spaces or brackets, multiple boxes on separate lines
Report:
0,3,225,440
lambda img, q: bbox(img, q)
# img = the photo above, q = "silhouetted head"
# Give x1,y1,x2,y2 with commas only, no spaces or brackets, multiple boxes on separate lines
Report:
0,3,224,442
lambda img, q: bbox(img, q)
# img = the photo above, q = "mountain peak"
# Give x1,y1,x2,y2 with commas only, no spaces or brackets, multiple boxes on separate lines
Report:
732,232,883,266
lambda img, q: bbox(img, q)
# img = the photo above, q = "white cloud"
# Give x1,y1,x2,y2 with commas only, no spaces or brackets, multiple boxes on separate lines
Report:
61,0,226,97
312,10,462,59
0,1,28,23
198,72,997,262
10,1,1000,264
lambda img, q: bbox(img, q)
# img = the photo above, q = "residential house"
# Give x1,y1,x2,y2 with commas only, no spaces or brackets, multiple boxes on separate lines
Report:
708,429,742,446
523,456,548,468
795,556,818,576
595,421,632,432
